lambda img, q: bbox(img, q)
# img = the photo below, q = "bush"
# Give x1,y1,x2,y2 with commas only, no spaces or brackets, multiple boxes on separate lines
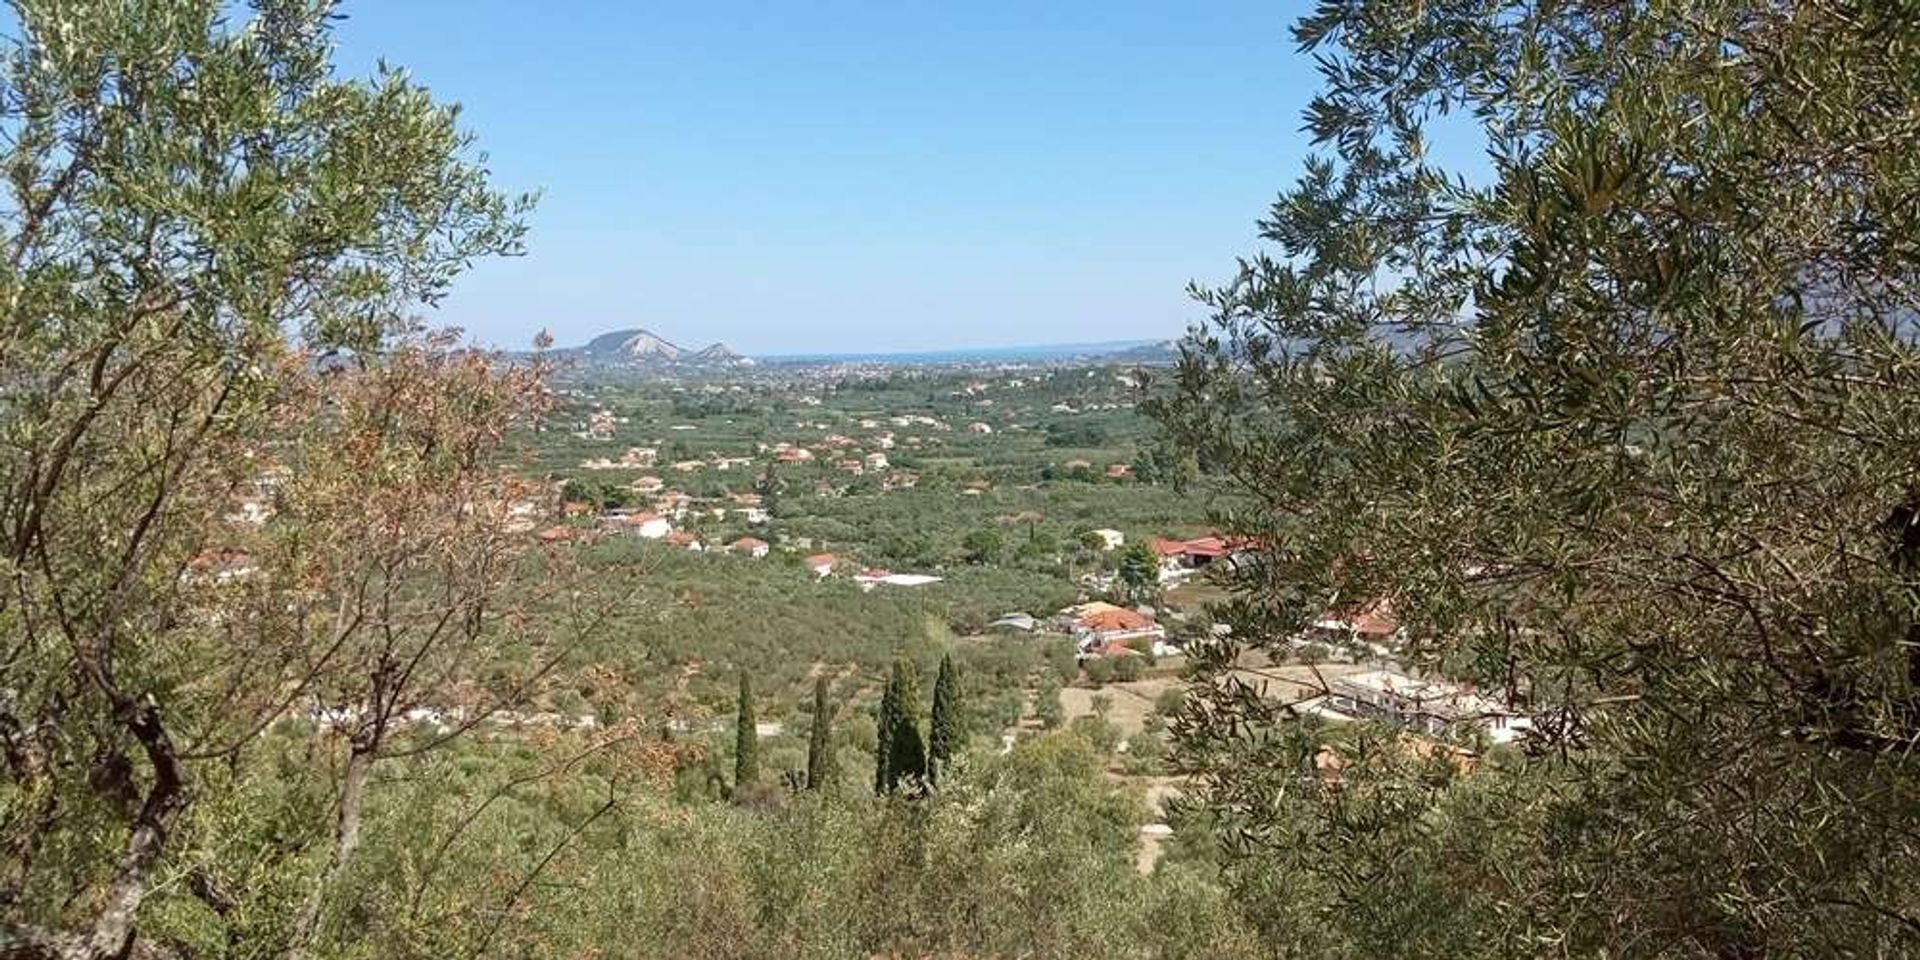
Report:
1154,687,1187,715
1083,657,1116,686
1112,655,1145,682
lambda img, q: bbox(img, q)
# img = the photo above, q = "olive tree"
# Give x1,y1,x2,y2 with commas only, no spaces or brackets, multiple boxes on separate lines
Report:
0,2,533,956
1153,0,1920,955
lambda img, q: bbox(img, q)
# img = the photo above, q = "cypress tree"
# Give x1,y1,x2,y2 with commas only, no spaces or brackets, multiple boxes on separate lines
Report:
807,675,835,790
873,667,897,796
883,658,926,794
928,653,962,786
733,671,757,793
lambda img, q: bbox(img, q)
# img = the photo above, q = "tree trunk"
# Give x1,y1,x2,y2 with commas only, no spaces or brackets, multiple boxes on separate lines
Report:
69,699,187,960
288,741,374,957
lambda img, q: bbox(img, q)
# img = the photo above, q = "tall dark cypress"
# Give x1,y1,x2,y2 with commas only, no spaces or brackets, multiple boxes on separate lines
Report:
928,653,962,786
883,658,926,794
734,671,758,793
873,668,897,796
807,675,835,790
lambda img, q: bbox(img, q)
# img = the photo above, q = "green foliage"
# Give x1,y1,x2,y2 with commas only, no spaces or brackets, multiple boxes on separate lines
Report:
733,672,758,794
959,528,1005,564
1116,543,1160,603
1155,0,1920,954
0,3,534,955
1035,671,1066,730
806,676,836,790
927,654,962,786
881,660,928,795
1083,657,1116,686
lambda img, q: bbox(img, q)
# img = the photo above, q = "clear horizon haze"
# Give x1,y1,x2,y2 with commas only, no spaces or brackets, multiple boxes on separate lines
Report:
332,1,1323,355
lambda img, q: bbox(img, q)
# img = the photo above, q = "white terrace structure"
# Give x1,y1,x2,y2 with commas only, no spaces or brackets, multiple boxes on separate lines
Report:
1324,669,1532,745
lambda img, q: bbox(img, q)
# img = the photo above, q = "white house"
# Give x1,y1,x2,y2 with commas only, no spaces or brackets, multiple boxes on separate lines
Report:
729,537,770,558
1323,669,1532,745
853,569,942,591
1087,528,1125,551
1060,601,1166,655
622,512,671,539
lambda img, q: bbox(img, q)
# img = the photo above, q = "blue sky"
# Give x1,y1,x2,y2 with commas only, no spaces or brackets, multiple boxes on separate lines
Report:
330,1,1321,354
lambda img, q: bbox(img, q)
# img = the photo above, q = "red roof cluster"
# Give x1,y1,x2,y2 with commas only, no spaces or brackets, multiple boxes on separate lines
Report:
1080,608,1152,632
1150,535,1230,558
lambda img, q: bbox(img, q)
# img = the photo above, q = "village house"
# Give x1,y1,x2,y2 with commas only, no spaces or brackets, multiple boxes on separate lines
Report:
630,475,666,495
653,491,694,519
1323,669,1531,745
1105,462,1132,479
863,451,889,471
1087,528,1125,551
966,421,994,434
664,531,704,552
990,612,1038,632
852,568,942,591
1308,599,1400,647
605,511,671,539
583,408,616,441
728,536,770,558
804,553,839,578
1060,601,1166,655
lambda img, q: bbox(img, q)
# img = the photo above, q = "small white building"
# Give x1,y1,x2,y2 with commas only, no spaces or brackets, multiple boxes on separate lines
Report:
1087,528,1125,551
729,537,770,558
1324,669,1532,745
624,513,671,539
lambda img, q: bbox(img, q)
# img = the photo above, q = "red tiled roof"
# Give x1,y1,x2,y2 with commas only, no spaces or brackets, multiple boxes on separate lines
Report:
1321,599,1399,637
1080,608,1152,632
1350,601,1398,637
1180,536,1228,557
1150,535,1234,558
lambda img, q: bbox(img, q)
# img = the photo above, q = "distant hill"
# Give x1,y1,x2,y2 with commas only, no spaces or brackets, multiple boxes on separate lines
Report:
541,329,1176,370
759,338,1177,366
1099,339,1179,363
560,329,754,368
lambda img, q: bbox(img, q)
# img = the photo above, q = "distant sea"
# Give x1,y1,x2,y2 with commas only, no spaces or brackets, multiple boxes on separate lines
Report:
759,339,1161,365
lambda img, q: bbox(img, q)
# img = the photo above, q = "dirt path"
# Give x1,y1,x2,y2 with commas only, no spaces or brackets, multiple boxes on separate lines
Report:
1129,776,1187,874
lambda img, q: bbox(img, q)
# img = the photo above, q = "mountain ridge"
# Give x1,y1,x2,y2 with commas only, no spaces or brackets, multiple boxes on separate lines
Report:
563,328,753,367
